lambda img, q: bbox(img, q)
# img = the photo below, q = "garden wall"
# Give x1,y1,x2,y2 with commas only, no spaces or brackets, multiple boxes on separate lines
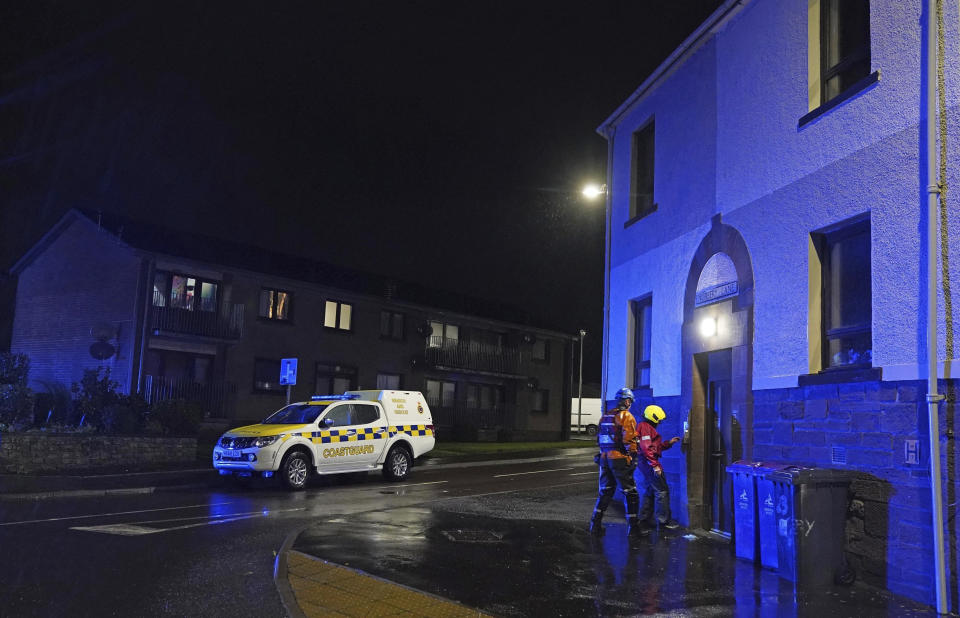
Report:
0,433,197,473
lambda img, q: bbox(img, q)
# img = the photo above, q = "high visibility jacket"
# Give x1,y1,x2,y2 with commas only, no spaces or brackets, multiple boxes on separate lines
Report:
637,419,674,472
597,406,639,461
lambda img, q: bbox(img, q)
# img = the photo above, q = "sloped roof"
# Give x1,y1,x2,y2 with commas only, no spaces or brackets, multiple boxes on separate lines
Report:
57,209,567,336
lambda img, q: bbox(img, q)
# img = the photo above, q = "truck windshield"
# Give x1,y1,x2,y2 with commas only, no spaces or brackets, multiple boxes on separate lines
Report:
262,404,328,424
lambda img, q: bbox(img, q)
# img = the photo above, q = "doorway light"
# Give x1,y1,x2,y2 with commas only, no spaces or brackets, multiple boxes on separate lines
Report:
700,316,717,338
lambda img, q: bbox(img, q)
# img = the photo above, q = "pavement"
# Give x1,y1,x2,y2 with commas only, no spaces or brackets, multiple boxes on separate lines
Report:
1,447,951,617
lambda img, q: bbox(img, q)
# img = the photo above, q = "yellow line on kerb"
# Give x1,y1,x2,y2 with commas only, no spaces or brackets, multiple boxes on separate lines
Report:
285,550,489,617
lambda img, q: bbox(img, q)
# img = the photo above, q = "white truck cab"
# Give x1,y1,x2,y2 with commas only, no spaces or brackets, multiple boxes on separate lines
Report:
213,390,435,490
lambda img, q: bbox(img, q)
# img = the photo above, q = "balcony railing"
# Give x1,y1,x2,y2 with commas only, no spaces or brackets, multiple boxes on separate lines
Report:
424,337,522,375
143,375,236,418
151,292,244,340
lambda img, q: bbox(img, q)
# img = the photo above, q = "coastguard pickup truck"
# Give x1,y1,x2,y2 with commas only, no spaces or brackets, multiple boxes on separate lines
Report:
213,390,435,490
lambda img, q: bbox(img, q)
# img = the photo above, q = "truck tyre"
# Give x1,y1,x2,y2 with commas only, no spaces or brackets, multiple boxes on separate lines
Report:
382,445,412,481
586,424,598,436
280,450,310,490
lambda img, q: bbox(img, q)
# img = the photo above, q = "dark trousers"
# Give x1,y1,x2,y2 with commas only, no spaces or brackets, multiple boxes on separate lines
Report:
638,463,671,524
594,456,639,518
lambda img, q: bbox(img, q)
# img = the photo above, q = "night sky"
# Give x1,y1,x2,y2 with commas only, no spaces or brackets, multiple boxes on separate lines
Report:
0,1,724,382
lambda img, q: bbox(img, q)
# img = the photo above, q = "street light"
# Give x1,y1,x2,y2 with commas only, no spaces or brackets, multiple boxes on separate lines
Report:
582,183,607,200
577,329,586,434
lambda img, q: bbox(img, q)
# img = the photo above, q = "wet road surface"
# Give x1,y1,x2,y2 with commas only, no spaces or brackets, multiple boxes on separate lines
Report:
1,451,944,617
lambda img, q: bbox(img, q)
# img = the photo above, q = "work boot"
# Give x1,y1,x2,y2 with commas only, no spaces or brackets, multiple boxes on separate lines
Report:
660,519,680,530
588,511,605,536
627,517,649,538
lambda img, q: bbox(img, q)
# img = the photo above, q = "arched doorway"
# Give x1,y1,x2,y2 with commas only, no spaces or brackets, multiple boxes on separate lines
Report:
678,215,754,534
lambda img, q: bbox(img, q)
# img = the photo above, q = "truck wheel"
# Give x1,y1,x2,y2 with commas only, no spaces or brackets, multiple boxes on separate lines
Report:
280,451,310,490
586,425,598,436
382,445,412,481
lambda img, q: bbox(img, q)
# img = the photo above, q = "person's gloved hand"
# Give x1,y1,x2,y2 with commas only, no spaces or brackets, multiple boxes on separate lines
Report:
654,466,663,477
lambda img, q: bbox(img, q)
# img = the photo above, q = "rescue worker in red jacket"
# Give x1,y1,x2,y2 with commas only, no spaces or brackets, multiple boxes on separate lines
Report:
588,388,645,538
637,404,681,530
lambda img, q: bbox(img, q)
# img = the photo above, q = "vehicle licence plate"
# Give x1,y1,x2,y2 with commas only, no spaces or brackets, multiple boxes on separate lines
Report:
223,449,241,458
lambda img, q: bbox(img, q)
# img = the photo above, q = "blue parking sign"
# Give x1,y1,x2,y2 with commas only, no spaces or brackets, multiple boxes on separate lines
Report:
279,358,298,386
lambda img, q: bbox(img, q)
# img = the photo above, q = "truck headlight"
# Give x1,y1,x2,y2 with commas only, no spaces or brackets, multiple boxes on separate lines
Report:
255,435,281,448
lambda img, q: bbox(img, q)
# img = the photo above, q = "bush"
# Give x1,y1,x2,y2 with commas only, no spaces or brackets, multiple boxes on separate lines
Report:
101,394,150,434
150,399,203,436
0,353,34,430
72,368,121,430
35,380,74,426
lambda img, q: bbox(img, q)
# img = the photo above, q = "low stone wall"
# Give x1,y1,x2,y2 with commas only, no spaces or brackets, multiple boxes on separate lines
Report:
0,433,198,474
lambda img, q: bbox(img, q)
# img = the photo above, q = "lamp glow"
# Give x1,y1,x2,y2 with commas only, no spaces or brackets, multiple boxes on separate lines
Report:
700,317,717,338
582,183,605,199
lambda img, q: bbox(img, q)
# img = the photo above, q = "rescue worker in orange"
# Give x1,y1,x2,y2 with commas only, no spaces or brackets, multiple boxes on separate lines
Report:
637,404,681,530
588,387,645,538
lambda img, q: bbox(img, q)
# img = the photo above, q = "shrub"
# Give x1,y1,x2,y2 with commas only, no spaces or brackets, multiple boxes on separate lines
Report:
72,367,121,430
35,380,74,426
101,394,150,434
0,353,34,430
150,399,203,436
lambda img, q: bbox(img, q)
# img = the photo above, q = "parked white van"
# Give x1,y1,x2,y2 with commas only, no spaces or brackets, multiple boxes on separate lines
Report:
570,398,602,435
213,390,435,489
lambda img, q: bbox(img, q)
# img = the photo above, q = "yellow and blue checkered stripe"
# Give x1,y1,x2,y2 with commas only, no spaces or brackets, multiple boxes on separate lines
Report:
294,424,433,443
388,424,433,438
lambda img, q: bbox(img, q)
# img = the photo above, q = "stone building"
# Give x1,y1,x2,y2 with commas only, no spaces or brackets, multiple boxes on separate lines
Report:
598,0,958,607
10,209,575,441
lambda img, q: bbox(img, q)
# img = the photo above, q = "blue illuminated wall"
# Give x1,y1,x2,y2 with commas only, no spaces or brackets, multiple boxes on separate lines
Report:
10,213,140,393
600,0,959,608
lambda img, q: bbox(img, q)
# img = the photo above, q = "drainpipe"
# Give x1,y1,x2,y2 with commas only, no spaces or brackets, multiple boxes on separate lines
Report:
924,0,947,612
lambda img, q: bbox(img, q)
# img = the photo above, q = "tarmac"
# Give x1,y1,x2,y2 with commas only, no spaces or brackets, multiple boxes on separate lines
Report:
1,448,951,617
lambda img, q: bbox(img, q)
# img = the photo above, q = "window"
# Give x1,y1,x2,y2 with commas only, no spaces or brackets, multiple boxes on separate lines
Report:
467,383,503,410
816,219,871,368
259,288,292,321
820,0,871,106
152,270,219,312
315,363,357,394
324,300,353,331
633,297,652,388
321,403,380,427
630,121,656,221
377,373,401,390
322,405,352,427
532,339,550,362
532,389,548,413
427,321,459,348
380,311,404,340
425,379,456,408
253,358,283,393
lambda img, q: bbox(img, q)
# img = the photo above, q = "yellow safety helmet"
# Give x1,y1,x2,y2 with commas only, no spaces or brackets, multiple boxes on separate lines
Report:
644,404,666,424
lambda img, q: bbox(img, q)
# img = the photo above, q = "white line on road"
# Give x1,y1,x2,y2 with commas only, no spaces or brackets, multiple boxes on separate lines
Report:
569,472,595,476
70,507,307,536
493,467,574,478
382,481,448,488
0,501,238,527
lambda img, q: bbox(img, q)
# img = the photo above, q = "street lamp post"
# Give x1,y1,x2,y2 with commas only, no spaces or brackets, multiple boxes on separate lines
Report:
577,329,586,433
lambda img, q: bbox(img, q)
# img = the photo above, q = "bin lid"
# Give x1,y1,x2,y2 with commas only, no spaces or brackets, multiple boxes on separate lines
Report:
765,466,853,484
726,460,763,473
754,462,795,474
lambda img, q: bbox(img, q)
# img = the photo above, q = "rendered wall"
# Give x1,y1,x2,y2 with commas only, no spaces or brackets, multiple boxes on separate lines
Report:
11,217,140,393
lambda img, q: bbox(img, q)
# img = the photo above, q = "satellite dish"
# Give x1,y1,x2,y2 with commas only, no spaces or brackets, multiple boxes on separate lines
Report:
89,341,116,360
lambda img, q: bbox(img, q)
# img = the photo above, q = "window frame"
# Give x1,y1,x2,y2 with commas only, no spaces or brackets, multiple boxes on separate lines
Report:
425,378,457,408
627,119,657,225
380,310,405,341
532,388,549,413
258,287,293,322
376,372,402,390
531,338,550,363
632,296,652,388
152,270,221,313
323,299,353,332
820,0,871,107
815,218,872,370
315,363,358,395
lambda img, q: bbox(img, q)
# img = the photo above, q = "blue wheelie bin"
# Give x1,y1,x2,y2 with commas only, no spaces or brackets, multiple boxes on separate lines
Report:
727,461,762,562
765,467,852,588
755,463,793,569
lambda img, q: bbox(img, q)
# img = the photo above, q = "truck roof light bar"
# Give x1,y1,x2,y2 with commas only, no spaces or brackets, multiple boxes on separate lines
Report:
311,394,360,401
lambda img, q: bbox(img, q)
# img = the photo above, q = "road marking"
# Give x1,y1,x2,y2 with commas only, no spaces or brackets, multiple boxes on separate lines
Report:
384,480,448,488
0,501,238,527
569,471,595,476
493,467,574,478
70,507,306,536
